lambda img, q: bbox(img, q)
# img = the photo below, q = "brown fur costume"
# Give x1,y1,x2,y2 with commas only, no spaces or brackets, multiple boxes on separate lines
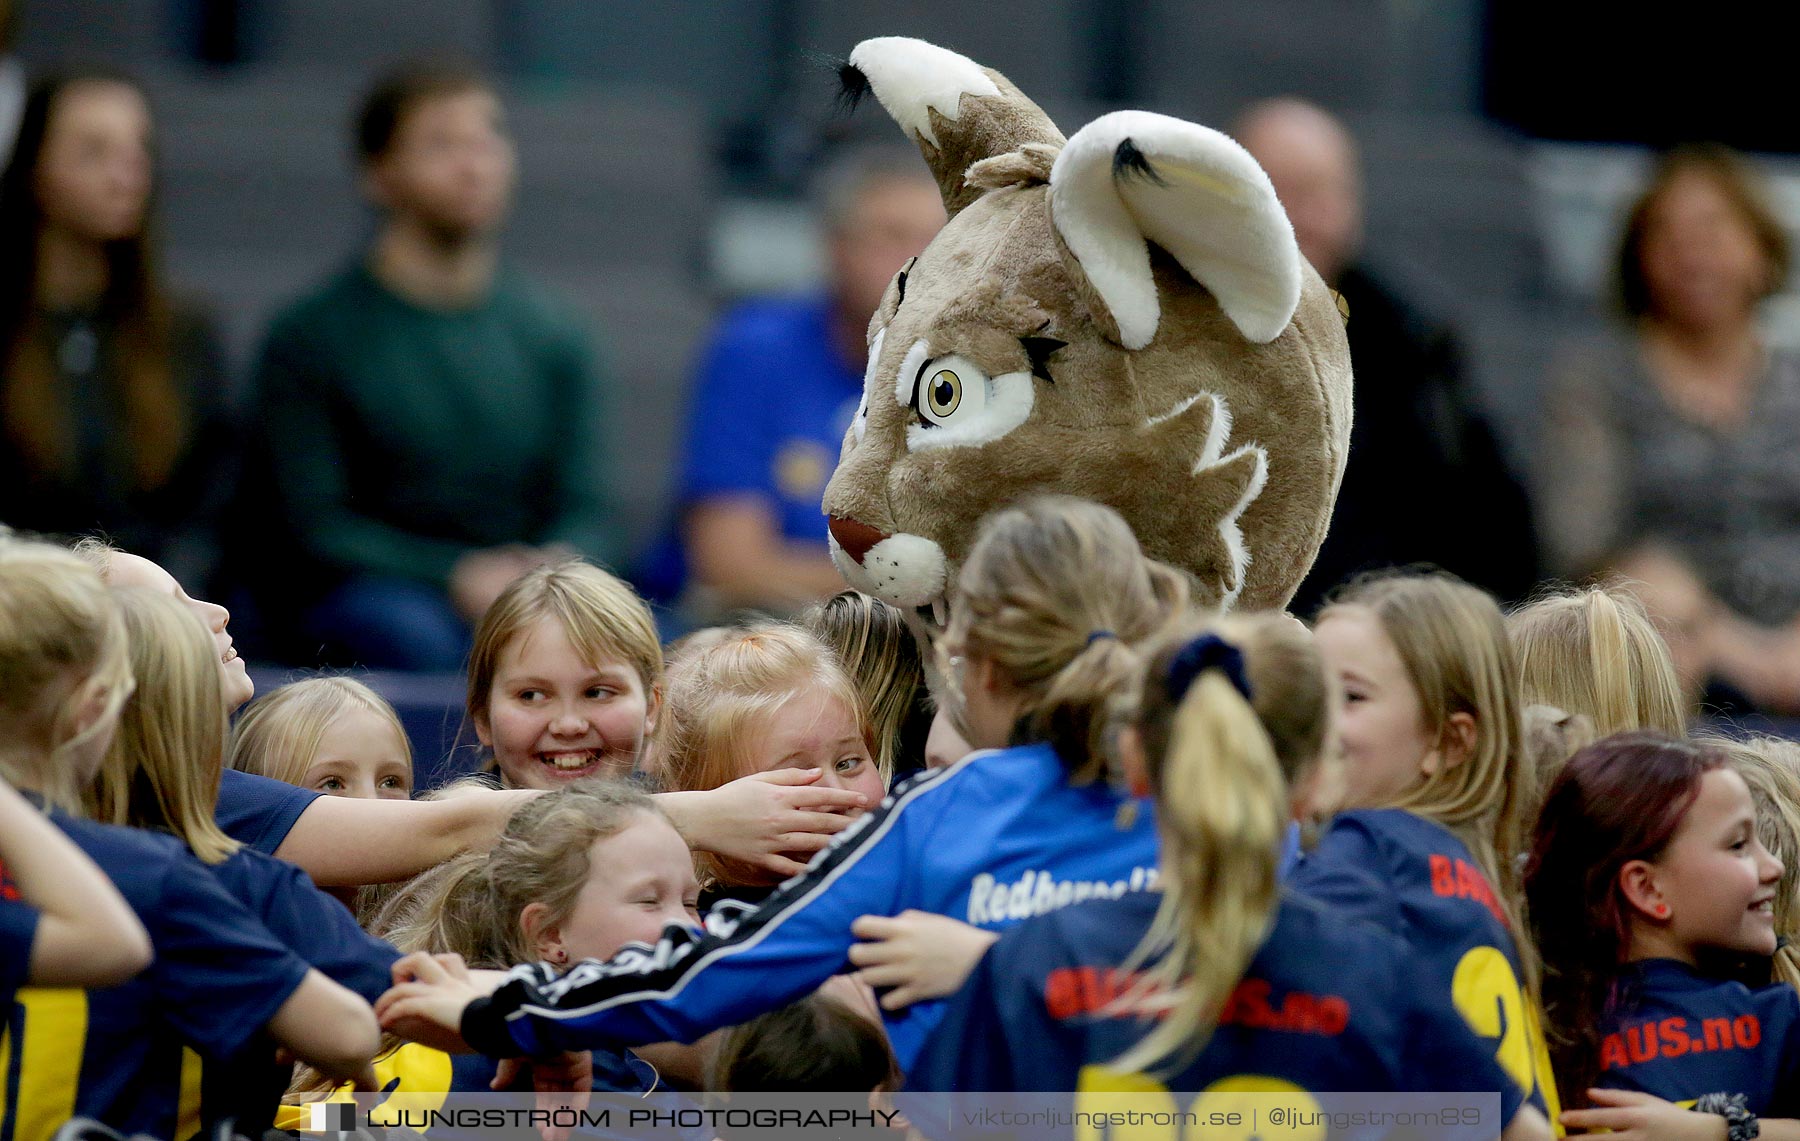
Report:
822,38,1352,632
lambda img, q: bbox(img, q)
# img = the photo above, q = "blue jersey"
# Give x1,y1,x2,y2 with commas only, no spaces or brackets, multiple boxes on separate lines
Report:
215,768,320,856
461,743,1160,1073
1593,959,1800,1115
1289,808,1558,1115
200,846,402,1136
911,890,1527,1125
0,902,36,1015
0,814,311,1141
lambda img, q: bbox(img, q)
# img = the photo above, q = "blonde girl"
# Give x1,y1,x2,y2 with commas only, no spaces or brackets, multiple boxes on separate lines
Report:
905,615,1553,1141
378,495,1181,1077
297,784,695,1104
231,677,413,800
0,540,376,1141
1509,584,1689,738
1298,570,1558,1117
654,623,887,898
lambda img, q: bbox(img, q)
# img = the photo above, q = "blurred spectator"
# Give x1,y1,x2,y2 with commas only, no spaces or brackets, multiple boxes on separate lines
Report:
0,71,231,587
1542,145,1800,714
240,61,620,671
1235,98,1540,615
669,145,942,619
0,3,21,163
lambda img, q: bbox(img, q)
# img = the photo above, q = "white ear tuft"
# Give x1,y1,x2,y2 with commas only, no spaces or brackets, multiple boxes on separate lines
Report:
848,37,1000,149
1049,110,1302,347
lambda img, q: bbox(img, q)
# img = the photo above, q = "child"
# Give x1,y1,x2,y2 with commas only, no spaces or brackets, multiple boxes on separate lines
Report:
654,622,887,904
1528,733,1799,1127
470,560,873,879
1293,570,1558,1116
800,591,931,784
96,586,402,1134
707,991,900,1094
231,677,414,800
0,776,151,1004
1706,735,1800,991
377,495,1182,1075
0,539,377,1141
1509,585,1689,737
296,783,696,1104
906,616,1552,1141
82,541,853,895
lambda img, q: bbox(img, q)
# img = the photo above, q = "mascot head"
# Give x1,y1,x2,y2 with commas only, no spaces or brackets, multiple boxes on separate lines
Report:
822,37,1353,639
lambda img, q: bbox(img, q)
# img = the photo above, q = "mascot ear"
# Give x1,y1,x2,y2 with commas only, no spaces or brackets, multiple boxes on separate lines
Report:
845,37,1065,218
1049,110,1302,349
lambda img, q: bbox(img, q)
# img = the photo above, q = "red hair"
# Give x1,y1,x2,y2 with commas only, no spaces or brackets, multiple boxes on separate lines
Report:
1524,731,1727,1106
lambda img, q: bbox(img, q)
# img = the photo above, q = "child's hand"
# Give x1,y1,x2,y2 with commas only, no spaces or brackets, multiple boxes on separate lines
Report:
665,769,869,879
376,952,485,1053
1560,1089,1728,1141
847,910,998,1010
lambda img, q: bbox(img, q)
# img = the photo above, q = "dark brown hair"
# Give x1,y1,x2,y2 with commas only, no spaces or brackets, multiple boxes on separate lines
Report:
1617,144,1790,319
706,993,899,1093
354,60,493,165
0,71,183,490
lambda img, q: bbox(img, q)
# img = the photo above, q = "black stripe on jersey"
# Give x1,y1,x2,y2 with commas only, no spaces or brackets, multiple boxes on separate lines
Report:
494,753,984,1031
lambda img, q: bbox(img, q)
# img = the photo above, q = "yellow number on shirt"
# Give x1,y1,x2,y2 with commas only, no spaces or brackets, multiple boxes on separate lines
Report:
1075,1067,1322,1140
0,989,88,1141
1451,946,1535,1097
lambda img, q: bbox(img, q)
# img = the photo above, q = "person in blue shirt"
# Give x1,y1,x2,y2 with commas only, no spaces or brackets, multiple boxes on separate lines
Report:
0,539,378,1141
377,495,1182,1074
909,613,1551,1141
668,145,942,617
1293,570,1559,1115
0,777,150,1010
1528,733,1800,1131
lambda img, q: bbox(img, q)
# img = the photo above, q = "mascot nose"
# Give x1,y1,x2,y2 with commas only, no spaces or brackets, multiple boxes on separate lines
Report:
828,515,889,566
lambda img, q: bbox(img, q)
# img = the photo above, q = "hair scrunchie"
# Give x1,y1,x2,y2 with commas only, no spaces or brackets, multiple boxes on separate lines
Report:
1166,633,1253,704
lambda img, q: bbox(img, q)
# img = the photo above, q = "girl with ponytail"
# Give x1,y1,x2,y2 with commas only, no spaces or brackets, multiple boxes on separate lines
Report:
1509,584,1690,739
377,495,1181,1076
905,614,1551,1141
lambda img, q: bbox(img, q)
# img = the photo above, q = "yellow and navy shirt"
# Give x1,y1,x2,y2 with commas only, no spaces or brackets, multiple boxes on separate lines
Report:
910,888,1527,1131
0,814,311,1141
1594,959,1800,1115
1289,808,1559,1117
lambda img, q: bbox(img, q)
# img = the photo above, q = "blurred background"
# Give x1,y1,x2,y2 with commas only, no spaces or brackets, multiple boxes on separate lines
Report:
13,0,1800,765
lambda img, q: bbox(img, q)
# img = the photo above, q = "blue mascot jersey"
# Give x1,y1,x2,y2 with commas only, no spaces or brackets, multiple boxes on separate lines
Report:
461,743,1160,1073
1288,807,1559,1116
909,890,1526,1127
1593,959,1800,1115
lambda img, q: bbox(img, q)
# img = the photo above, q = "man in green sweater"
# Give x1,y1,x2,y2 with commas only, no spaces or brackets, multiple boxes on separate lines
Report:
248,62,620,670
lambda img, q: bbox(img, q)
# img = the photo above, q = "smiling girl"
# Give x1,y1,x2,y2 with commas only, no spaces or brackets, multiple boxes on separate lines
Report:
1528,733,1800,1134
231,678,413,800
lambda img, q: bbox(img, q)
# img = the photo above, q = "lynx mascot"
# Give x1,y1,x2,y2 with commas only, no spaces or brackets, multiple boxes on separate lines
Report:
823,37,1352,636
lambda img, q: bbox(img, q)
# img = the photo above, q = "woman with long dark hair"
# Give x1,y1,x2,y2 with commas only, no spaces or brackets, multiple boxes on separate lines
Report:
0,70,227,581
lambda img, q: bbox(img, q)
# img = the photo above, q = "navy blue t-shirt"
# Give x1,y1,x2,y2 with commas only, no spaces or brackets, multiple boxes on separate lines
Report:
200,846,403,1136
0,814,311,1141
912,890,1525,1128
0,900,37,1015
1289,807,1557,1114
214,768,320,856
1593,959,1800,1115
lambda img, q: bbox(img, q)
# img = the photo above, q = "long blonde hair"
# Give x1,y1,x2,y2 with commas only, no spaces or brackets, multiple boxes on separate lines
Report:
942,495,1189,783
1321,572,1534,971
468,560,664,746
1703,734,1800,990
1111,613,1330,1073
94,587,238,864
0,538,133,811
230,676,412,790
800,591,925,781
1509,585,1687,738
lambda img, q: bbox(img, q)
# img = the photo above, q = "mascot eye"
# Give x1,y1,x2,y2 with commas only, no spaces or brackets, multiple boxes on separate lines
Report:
910,355,989,430
924,369,961,418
